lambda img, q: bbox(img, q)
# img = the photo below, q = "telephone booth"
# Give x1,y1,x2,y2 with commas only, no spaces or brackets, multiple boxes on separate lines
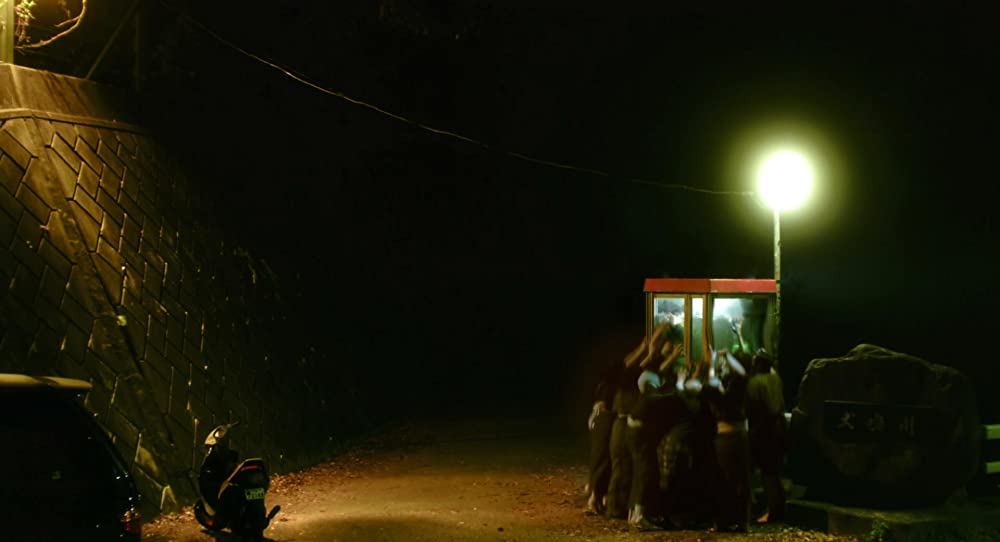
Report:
644,278,778,369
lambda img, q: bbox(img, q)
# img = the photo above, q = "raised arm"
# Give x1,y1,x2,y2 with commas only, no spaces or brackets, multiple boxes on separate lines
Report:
691,342,712,380
658,339,682,374
730,318,746,355
723,350,747,378
633,322,672,369
624,336,648,368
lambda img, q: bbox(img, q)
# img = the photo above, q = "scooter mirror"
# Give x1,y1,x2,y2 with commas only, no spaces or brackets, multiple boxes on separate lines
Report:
205,420,242,447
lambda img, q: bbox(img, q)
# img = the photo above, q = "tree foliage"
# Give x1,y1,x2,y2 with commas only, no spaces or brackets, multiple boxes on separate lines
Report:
9,0,86,50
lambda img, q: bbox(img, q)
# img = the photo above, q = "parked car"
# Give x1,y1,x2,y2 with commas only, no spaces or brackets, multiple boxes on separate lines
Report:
0,373,142,541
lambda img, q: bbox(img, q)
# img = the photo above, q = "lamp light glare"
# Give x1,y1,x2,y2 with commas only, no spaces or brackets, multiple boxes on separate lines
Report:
758,150,813,211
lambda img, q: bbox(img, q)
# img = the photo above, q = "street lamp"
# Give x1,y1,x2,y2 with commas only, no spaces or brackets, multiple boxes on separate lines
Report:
757,149,813,366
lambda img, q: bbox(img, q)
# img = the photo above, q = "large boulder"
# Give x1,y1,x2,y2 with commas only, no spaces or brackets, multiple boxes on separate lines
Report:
789,344,981,507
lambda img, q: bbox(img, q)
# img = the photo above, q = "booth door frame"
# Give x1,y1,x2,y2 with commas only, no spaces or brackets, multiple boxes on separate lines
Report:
645,293,712,373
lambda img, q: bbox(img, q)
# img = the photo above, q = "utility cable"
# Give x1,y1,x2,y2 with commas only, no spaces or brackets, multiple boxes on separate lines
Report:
159,2,752,198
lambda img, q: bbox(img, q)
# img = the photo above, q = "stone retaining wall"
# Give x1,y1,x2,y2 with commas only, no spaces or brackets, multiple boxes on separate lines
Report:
0,64,366,517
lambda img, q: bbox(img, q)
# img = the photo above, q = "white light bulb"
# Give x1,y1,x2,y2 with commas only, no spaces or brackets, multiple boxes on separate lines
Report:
758,150,814,211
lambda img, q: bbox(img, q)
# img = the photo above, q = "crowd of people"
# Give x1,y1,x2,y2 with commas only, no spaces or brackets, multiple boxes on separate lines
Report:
584,319,787,532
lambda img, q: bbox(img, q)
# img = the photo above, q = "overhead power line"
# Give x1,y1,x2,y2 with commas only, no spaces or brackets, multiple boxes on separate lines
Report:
160,2,752,197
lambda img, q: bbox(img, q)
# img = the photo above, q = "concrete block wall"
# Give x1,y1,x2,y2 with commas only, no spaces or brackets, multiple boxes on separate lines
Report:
0,64,365,517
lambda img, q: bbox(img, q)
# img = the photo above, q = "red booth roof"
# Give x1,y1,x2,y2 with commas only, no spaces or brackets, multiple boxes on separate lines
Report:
643,278,777,294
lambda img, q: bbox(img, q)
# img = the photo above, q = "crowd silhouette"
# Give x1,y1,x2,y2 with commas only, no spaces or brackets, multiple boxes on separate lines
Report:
585,320,787,532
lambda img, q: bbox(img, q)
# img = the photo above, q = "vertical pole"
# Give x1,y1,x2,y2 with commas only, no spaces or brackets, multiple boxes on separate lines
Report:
133,0,146,93
773,207,782,369
132,0,141,91
86,0,142,80
684,295,692,376
1,0,14,64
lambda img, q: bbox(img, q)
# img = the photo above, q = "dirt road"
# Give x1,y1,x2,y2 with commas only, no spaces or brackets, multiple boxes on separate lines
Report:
144,416,857,542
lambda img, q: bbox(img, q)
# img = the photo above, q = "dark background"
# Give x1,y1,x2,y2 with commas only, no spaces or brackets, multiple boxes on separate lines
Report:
16,2,1000,421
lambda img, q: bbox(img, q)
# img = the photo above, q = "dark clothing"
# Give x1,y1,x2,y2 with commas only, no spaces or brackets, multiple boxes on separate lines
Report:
704,372,748,425
746,370,787,521
657,392,717,528
588,410,615,502
606,364,642,518
654,374,691,523
605,415,631,518
714,429,751,531
704,368,750,532
630,386,670,429
746,371,786,475
749,417,786,475
611,365,642,416
594,358,624,406
657,418,693,521
656,393,695,488
587,357,625,508
626,421,659,513
629,370,678,518
745,371,783,420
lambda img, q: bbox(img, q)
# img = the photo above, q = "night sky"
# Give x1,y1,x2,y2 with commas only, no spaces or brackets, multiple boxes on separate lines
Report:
38,3,1000,420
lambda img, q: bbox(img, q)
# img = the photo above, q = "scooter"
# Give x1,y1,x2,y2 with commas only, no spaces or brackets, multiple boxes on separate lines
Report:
193,421,281,540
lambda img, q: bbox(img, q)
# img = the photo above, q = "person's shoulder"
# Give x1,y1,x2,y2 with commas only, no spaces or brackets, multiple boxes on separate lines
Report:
745,374,769,396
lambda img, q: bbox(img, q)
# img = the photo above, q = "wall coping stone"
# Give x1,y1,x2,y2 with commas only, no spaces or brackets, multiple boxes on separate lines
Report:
1,63,141,125
0,107,147,134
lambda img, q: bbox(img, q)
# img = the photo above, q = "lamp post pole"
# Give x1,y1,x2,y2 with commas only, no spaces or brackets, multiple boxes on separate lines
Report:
1,0,14,64
758,148,812,369
773,207,781,368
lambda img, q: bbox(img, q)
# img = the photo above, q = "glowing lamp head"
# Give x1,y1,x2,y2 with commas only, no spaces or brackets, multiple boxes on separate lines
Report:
757,150,813,211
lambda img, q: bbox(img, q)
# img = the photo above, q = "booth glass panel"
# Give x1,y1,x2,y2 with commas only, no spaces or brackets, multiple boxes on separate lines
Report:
652,296,685,328
711,296,774,356
652,295,687,368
